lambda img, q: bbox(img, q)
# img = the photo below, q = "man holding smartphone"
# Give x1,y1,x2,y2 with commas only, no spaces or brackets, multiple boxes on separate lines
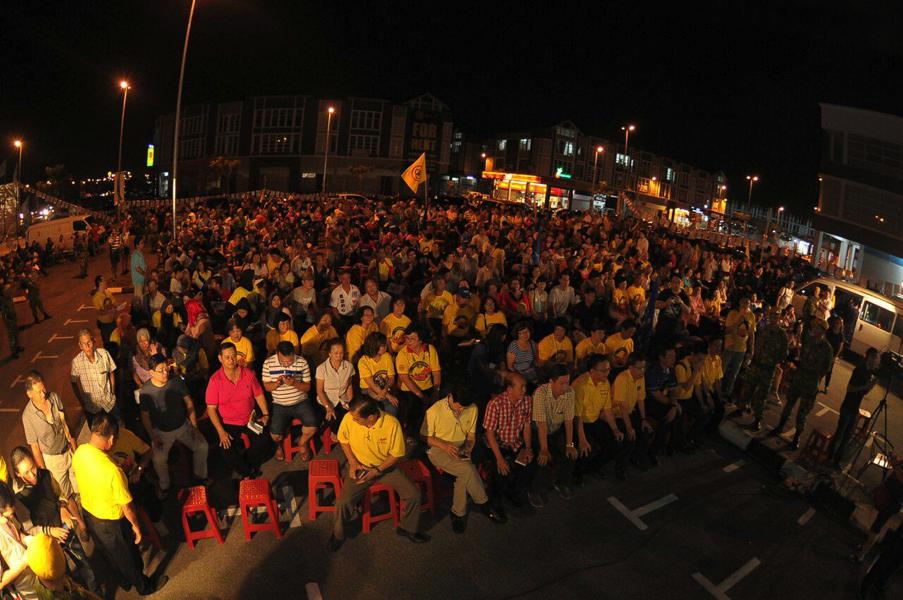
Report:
422,387,507,533
328,397,429,552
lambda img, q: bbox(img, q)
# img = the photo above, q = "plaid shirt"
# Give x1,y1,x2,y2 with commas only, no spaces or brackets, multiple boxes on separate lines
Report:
70,348,117,413
532,383,575,434
483,391,532,452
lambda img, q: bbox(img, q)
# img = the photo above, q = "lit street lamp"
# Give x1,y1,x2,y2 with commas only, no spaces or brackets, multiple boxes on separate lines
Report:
13,139,23,208
322,106,335,194
621,124,636,176
592,145,604,193
745,175,759,211
777,205,784,229
172,0,198,238
117,80,130,176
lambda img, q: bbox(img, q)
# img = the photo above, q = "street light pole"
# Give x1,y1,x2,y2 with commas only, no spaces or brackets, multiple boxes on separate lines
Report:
117,80,130,176
745,174,758,212
322,106,335,194
13,139,22,212
592,145,603,194
172,0,197,239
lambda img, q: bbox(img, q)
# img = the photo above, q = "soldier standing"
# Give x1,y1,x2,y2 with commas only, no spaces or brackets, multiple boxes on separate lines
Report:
770,318,834,449
801,286,818,342
0,276,24,359
75,232,89,278
743,307,789,431
21,271,51,324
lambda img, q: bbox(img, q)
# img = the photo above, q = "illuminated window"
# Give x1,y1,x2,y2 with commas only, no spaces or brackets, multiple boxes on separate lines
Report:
519,138,532,151
497,139,507,151
665,167,675,182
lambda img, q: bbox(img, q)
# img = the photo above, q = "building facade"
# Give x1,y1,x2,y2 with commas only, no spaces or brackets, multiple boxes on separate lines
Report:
815,103,903,298
153,93,453,196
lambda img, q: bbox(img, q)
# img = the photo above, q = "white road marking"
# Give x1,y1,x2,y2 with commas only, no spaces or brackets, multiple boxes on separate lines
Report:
815,406,831,417
30,351,60,363
723,460,745,473
279,484,302,528
77,305,93,312
0,408,21,413
816,402,838,416
305,583,323,600
64,318,89,326
693,557,761,600
9,374,26,389
48,333,74,343
797,507,816,526
607,494,678,531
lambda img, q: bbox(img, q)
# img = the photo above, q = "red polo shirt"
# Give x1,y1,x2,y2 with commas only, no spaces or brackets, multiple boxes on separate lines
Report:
206,366,264,426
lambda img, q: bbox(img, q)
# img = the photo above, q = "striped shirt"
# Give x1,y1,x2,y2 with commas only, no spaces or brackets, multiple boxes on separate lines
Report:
70,348,117,413
261,354,311,406
532,383,575,434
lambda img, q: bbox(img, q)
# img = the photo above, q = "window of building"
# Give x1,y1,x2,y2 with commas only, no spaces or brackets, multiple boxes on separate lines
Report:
254,108,297,129
182,115,204,136
180,137,203,159
390,137,404,158
519,138,532,151
349,134,379,156
665,167,675,182
616,153,629,167
254,133,294,155
214,135,239,156
217,113,240,134
350,109,381,131
860,301,895,332
497,139,507,151
559,140,574,156
848,133,903,178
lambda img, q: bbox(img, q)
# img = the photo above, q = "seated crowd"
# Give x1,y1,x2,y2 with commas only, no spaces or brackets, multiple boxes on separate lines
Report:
1,194,848,597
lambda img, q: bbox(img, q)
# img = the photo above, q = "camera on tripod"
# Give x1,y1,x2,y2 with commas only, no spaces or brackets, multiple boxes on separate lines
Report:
879,351,903,381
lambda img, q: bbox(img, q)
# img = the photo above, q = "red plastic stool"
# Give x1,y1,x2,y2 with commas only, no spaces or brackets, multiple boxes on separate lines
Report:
239,478,283,540
798,428,833,467
362,482,399,533
179,486,224,549
399,459,436,515
308,459,342,520
282,418,310,462
135,504,164,552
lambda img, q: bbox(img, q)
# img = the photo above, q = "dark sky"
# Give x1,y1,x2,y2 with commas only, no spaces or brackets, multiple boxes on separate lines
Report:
3,1,902,215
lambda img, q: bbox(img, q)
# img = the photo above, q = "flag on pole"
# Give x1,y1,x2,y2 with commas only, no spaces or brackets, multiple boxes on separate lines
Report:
401,153,427,193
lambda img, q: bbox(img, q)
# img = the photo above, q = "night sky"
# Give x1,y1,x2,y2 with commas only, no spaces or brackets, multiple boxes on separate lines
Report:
3,1,902,216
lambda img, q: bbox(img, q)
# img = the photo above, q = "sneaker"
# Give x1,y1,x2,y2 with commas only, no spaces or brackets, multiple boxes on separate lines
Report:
527,491,545,509
450,513,467,534
553,483,573,500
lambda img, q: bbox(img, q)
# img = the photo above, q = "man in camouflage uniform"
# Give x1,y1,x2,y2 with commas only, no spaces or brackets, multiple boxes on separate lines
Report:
75,232,89,278
770,318,834,449
801,286,819,342
743,307,789,432
0,276,23,359
20,271,51,324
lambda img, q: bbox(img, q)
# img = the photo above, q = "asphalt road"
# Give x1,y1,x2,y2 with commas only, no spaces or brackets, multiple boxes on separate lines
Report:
2,255,901,599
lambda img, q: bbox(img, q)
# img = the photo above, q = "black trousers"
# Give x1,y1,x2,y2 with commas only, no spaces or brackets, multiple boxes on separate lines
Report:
578,419,635,475
530,427,576,492
398,390,433,435
647,400,685,456
478,444,535,502
84,511,152,594
679,395,710,444
222,423,274,477
828,408,858,465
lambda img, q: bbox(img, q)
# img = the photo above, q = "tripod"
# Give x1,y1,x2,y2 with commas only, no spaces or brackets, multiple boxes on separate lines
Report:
837,374,896,496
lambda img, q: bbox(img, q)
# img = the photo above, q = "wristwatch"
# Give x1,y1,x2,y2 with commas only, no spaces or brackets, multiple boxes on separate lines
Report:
566,443,575,448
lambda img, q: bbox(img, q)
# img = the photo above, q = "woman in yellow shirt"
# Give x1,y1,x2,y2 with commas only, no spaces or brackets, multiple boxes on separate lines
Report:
345,306,378,363
357,332,399,416
92,275,117,346
266,312,301,356
380,297,411,354
475,296,507,337
223,319,255,368
301,312,339,366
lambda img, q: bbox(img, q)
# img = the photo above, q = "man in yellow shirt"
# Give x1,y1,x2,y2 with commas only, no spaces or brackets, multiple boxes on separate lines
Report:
300,312,339,366
612,353,654,469
537,319,574,368
673,342,710,451
702,338,725,435
328,397,429,551
73,413,166,595
605,319,636,369
422,388,506,532
722,296,756,399
574,321,608,370
573,355,632,480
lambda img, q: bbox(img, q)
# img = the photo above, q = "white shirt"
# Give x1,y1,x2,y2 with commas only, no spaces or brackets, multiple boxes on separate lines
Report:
330,284,361,316
316,359,355,406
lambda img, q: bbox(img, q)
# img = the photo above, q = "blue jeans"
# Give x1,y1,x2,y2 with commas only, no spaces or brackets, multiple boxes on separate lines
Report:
721,350,746,398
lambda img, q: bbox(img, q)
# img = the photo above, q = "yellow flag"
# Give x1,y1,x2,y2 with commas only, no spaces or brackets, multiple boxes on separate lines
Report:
401,153,427,192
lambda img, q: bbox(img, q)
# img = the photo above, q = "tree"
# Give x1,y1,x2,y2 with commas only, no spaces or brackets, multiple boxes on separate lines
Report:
209,156,240,195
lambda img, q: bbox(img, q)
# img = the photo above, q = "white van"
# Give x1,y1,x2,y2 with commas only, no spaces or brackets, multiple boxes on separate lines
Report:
26,215,93,251
791,277,903,355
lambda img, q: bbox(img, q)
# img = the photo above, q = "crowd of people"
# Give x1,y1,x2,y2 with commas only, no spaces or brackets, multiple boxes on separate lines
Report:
0,193,896,598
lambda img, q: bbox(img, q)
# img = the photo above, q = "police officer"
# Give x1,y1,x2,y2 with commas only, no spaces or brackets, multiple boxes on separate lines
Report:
0,276,24,359
743,306,789,432
770,317,834,449
21,271,51,324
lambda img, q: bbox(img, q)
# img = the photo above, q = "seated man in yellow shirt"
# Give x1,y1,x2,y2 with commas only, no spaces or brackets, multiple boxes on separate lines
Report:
537,319,574,369
673,341,710,450
605,319,636,370
702,338,725,435
72,413,166,595
573,355,632,481
328,397,430,552
422,387,507,532
574,320,608,370
612,352,654,469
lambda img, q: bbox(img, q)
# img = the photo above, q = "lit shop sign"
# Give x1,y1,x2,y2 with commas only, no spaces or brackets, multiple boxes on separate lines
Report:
146,144,155,167
554,167,572,179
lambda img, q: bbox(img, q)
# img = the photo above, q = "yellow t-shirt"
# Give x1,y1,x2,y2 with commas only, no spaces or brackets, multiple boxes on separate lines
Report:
73,443,133,520
420,400,477,446
674,358,701,401
358,352,395,390
300,325,339,365
0,456,8,486
574,338,608,366
475,311,507,336
346,322,378,362
572,372,612,424
605,333,634,367
612,369,645,417
152,310,184,331
93,290,116,324
627,285,646,304
380,313,412,354
266,329,301,355
228,287,251,306
724,309,756,353
537,334,574,366
395,344,441,392
443,302,476,336
337,412,405,467
223,335,255,367
612,288,628,307
378,258,394,282
702,354,723,391
425,290,453,319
